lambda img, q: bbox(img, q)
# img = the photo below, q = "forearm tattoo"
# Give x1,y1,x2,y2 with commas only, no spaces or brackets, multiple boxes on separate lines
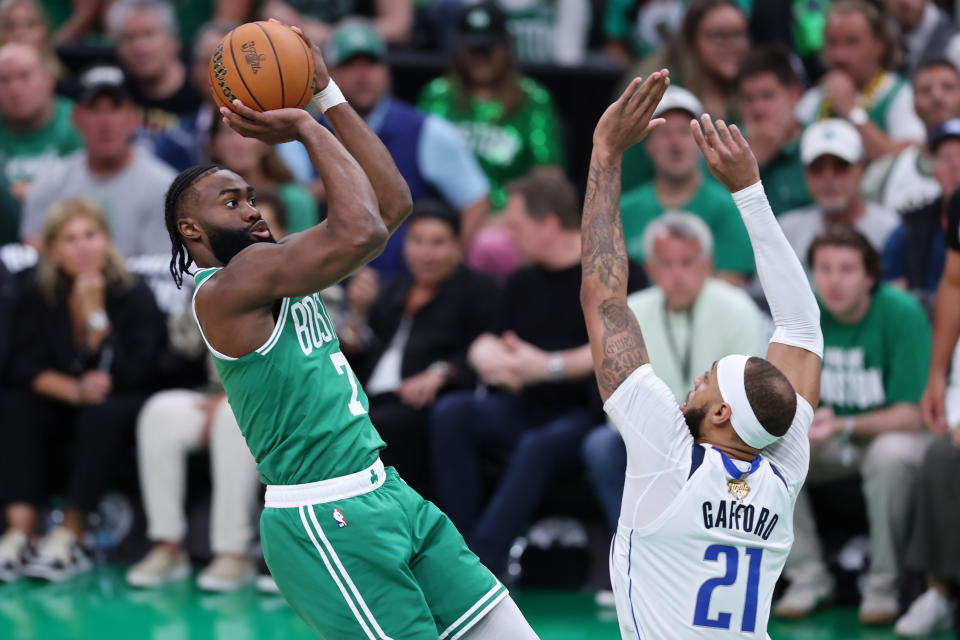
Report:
581,157,650,397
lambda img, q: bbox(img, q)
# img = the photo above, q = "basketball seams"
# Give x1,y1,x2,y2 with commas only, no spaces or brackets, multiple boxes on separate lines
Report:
254,21,284,109
292,32,314,109
229,27,266,111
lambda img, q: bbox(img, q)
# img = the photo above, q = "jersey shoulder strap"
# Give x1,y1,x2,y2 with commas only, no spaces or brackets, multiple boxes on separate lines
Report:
194,266,221,287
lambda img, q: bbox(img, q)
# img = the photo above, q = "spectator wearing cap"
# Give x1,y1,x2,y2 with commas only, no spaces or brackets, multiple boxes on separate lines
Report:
775,226,931,623
581,211,766,534
260,0,412,47
619,85,755,285
20,65,176,258
779,119,898,264
864,59,960,216
795,0,925,160
881,118,960,304
738,46,812,216
887,0,960,76
0,44,82,211
107,0,203,139
419,2,564,278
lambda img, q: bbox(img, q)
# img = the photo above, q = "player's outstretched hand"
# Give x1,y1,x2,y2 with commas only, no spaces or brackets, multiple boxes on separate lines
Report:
593,70,670,159
690,114,760,193
221,100,313,145
268,17,332,95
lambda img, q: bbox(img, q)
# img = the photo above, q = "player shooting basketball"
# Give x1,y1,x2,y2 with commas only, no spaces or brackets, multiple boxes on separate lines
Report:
580,70,824,638
164,24,540,640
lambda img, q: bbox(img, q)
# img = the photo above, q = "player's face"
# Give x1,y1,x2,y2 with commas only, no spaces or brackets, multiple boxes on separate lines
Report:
932,138,960,195
0,47,54,123
694,5,749,82
116,9,179,81
824,12,885,86
331,56,390,117
811,245,873,317
646,111,700,181
404,218,462,288
806,155,864,215
49,215,110,278
73,94,139,162
913,66,960,128
646,234,711,312
0,1,48,49
190,170,276,265
682,361,721,439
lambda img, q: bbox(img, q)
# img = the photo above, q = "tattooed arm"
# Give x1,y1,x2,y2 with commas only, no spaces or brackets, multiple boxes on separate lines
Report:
581,71,669,402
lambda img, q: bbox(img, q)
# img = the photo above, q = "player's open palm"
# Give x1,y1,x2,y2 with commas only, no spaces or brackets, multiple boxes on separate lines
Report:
593,70,670,157
221,99,313,144
691,114,760,193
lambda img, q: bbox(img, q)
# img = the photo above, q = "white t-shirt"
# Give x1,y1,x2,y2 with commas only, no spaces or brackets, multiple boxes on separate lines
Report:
778,202,899,262
604,364,813,640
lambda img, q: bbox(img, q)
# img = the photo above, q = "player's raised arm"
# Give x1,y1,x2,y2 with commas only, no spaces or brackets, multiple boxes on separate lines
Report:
691,115,823,407
581,71,669,402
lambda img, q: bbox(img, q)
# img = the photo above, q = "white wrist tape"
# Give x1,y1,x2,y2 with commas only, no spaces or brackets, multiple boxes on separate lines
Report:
732,181,824,358
309,79,346,113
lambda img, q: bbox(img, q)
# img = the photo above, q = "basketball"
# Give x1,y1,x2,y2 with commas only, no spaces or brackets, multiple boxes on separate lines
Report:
209,21,315,112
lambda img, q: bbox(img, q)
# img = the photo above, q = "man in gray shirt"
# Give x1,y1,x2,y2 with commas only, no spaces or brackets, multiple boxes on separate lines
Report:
21,66,174,258
779,119,898,264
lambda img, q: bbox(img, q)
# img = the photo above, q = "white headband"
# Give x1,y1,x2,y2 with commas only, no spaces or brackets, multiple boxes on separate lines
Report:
716,354,779,450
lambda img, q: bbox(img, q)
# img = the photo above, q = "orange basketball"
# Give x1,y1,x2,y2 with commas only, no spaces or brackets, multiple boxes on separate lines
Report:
209,21,315,112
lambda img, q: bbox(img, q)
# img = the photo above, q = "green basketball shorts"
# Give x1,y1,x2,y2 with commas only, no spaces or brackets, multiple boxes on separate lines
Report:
261,459,507,639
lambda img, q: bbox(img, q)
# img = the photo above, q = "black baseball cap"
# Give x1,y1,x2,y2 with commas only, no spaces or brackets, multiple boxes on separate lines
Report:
78,65,130,104
454,2,509,50
929,118,960,152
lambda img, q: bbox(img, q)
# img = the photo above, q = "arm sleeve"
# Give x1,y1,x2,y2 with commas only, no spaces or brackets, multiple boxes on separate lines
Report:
419,116,490,210
887,85,926,143
604,364,695,528
732,181,823,357
760,394,814,500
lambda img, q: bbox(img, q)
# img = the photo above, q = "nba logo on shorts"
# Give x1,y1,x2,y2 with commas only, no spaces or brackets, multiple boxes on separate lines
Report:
332,508,348,528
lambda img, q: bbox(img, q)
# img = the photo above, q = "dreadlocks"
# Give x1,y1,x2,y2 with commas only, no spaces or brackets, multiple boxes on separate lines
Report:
164,164,225,288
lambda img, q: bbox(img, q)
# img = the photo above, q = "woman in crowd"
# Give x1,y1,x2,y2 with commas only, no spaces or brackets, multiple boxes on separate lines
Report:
419,1,563,278
0,0,62,77
208,116,318,234
341,200,500,497
0,197,166,582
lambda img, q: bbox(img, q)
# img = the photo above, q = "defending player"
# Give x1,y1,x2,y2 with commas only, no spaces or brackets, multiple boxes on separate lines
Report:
163,28,539,640
580,70,823,638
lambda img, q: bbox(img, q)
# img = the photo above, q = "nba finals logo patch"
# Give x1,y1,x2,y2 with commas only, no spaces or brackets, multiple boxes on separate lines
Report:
332,508,348,528
241,41,266,74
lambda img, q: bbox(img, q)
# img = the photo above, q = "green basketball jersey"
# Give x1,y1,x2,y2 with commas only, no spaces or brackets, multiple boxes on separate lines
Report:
193,267,385,485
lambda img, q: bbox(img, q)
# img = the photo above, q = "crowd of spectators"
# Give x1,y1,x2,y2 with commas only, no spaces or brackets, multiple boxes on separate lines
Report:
0,0,959,637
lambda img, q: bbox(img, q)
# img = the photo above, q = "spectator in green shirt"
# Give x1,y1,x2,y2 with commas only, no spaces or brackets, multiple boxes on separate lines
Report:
738,45,811,216
619,85,755,284
775,226,932,625
0,43,82,207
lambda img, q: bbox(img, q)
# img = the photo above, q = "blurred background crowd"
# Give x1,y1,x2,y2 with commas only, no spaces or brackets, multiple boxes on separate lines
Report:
1,0,959,637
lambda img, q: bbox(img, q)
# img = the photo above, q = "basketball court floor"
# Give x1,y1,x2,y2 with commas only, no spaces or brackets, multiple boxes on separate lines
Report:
0,566,952,640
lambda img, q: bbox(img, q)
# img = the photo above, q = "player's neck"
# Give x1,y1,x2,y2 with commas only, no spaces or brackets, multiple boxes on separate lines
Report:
655,172,700,208
703,439,759,462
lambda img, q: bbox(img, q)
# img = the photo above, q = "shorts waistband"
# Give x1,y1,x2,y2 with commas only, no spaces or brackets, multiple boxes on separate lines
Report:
264,458,385,508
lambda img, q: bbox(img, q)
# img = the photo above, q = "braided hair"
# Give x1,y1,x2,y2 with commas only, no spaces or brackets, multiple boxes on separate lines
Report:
164,163,225,288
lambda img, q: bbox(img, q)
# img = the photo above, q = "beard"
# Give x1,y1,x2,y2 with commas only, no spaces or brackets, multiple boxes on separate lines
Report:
683,404,707,440
208,225,275,265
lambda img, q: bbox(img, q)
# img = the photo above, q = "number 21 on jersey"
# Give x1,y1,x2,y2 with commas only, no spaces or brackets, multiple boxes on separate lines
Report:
693,545,763,632
330,351,366,416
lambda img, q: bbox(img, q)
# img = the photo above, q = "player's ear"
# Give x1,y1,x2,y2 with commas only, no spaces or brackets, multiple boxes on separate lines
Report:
178,217,203,241
712,402,732,426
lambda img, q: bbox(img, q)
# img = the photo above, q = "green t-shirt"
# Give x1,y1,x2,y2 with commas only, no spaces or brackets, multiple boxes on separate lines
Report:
278,183,318,234
758,138,812,217
194,268,385,485
620,179,756,275
418,76,564,211
819,285,931,416
0,97,83,187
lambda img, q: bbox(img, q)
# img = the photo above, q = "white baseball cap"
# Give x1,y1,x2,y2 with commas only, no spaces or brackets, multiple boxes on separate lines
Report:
653,85,705,119
800,119,865,165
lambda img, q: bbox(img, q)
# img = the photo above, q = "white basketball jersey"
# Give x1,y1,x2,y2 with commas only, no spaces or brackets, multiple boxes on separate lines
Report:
611,445,794,639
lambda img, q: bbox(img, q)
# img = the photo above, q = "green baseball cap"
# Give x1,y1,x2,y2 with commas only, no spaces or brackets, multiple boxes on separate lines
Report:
325,21,386,67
